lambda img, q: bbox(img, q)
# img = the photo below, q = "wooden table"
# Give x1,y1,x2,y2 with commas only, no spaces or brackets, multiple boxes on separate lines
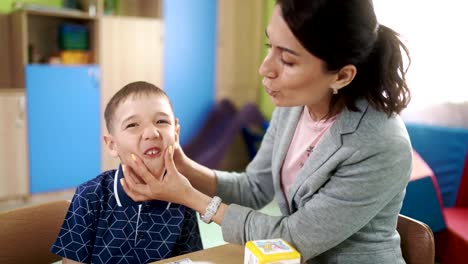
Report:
151,243,244,264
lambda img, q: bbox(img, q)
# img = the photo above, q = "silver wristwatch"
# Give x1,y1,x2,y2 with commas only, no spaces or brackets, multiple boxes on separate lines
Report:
201,196,222,224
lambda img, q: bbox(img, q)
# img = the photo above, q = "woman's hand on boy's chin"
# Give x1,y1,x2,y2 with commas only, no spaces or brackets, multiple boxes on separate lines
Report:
121,145,194,206
120,164,153,201
122,164,145,184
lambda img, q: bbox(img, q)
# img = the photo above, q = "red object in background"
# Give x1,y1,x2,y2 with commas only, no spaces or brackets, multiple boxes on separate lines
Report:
435,154,468,264
455,156,468,207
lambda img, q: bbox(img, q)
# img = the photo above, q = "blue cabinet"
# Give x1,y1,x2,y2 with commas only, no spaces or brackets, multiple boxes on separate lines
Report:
26,65,101,193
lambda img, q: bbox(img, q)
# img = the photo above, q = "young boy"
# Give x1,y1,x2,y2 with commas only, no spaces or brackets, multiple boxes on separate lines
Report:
51,81,203,264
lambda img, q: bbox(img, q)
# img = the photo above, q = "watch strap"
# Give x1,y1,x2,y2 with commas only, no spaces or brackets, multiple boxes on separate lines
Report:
201,196,222,224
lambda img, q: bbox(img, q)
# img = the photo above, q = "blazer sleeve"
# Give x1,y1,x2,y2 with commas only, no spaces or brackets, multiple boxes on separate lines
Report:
214,108,280,209
219,121,412,261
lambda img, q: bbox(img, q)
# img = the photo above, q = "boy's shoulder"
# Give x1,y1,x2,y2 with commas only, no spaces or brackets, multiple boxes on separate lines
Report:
75,169,117,196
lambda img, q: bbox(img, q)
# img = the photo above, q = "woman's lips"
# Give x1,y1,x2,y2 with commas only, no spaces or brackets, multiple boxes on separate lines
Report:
263,80,278,96
265,87,278,96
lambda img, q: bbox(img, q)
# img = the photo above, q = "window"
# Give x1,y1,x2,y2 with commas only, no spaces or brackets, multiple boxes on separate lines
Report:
374,0,468,107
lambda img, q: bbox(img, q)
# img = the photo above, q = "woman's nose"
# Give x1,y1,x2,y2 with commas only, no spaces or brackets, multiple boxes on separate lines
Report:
258,53,277,79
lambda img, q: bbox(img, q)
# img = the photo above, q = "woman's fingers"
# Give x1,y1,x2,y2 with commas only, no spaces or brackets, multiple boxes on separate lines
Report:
129,153,158,185
122,165,158,200
124,164,145,184
120,146,190,205
120,178,148,201
164,145,178,177
122,164,141,185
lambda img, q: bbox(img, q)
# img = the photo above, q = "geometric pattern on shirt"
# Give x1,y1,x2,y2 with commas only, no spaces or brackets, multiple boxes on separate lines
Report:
50,170,203,264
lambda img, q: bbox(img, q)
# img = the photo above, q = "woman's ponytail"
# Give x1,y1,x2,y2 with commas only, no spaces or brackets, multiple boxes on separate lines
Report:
361,25,411,116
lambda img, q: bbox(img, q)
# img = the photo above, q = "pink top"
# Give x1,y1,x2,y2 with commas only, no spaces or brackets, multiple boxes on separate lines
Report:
281,107,337,200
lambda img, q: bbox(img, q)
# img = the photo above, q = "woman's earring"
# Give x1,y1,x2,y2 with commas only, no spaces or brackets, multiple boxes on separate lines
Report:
332,88,338,94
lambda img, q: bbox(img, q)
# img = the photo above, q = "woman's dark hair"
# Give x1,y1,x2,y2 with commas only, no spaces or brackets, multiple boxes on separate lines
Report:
277,0,411,116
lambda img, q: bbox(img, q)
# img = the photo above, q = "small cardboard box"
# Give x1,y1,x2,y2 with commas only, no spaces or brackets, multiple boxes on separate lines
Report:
244,238,301,264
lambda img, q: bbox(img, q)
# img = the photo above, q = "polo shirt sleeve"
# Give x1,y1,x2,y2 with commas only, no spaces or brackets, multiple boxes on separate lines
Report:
171,208,203,256
50,186,97,263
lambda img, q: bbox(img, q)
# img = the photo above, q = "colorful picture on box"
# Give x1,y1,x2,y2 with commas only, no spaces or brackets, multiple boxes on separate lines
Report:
255,239,293,255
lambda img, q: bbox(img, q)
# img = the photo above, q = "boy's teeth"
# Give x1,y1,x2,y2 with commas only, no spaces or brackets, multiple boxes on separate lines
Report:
145,150,159,155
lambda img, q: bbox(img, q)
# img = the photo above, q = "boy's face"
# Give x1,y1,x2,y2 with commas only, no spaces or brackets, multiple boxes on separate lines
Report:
104,94,179,177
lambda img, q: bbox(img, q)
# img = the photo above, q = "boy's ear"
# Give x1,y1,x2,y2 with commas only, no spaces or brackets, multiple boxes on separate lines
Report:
174,118,180,144
103,134,119,157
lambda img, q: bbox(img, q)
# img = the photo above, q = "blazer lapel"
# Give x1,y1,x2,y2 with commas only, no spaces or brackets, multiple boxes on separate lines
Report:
272,106,303,213
286,100,370,212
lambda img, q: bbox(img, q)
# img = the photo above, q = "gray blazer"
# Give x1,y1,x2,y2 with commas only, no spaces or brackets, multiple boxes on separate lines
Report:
215,100,411,264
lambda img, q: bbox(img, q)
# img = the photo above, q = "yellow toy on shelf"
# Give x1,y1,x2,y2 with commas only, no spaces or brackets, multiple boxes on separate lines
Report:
60,51,90,64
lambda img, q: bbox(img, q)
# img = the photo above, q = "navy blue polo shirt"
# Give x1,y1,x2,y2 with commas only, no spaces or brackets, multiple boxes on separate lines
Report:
51,165,202,264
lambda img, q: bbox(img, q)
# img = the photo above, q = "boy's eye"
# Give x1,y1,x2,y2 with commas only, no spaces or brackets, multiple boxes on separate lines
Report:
125,123,138,129
156,119,170,124
265,43,272,49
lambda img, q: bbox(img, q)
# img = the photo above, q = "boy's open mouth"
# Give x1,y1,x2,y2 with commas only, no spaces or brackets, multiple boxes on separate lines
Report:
143,147,161,157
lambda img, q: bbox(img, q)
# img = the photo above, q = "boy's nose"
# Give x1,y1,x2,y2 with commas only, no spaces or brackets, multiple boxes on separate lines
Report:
143,127,160,140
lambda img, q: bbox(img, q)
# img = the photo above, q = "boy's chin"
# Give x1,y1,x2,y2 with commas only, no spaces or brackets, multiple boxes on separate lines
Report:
143,160,165,178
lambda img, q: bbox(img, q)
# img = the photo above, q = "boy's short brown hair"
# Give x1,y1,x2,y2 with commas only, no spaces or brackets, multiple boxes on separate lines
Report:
104,81,173,133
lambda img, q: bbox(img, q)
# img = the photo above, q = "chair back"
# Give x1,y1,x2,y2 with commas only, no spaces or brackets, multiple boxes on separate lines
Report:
0,200,70,264
397,214,435,264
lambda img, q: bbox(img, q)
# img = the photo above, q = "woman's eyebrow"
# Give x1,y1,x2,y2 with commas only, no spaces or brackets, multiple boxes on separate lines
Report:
265,29,300,57
279,46,299,56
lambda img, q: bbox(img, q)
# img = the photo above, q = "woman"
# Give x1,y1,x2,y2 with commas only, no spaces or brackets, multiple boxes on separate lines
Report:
122,0,412,263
